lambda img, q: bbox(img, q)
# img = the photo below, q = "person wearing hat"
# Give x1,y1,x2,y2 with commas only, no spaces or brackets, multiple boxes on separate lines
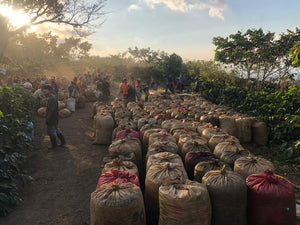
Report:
194,76,200,92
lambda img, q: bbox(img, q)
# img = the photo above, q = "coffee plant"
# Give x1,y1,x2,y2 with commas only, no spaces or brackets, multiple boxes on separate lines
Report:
0,85,34,216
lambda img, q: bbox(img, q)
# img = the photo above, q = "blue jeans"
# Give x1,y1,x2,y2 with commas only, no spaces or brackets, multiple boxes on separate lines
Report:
47,124,65,147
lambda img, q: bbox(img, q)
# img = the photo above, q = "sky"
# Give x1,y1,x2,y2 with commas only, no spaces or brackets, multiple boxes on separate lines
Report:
87,0,299,61
1,0,299,61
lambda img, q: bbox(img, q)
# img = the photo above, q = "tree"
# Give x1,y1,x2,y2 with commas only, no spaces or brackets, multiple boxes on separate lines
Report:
0,0,106,62
1,32,93,77
57,37,92,60
163,53,183,78
213,28,300,89
127,47,168,64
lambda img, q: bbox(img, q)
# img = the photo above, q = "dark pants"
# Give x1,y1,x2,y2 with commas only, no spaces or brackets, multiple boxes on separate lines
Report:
123,94,129,107
47,124,65,148
165,84,174,94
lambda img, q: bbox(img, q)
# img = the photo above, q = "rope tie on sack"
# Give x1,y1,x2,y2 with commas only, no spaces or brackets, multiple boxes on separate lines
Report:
264,170,300,189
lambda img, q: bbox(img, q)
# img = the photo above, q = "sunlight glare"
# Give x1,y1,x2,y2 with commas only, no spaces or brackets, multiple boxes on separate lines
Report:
0,5,31,27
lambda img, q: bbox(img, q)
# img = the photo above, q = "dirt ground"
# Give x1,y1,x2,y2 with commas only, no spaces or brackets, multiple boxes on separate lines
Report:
0,102,108,225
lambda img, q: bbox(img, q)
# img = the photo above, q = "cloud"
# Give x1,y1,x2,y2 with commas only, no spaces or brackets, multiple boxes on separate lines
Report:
29,23,75,39
128,4,141,11
138,0,227,20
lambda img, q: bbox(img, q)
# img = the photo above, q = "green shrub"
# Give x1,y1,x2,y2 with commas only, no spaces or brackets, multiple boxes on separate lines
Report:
0,86,34,216
197,77,300,161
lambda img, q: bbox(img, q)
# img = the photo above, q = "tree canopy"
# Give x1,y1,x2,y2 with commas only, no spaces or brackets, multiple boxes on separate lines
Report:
213,28,300,89
0,0,106,62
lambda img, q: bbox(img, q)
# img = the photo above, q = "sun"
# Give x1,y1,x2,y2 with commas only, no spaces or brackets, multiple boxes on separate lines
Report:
0,5,31,27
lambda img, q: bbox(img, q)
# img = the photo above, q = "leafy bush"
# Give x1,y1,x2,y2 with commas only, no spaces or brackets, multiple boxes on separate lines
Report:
0,85,34,216
197,77,300,162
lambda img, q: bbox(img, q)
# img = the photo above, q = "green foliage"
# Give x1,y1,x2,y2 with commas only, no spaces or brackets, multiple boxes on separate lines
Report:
2,32,93,77
0,86,34,216
195,68,300,161
289,42,300,67
213,28,300,89
163,53,183,78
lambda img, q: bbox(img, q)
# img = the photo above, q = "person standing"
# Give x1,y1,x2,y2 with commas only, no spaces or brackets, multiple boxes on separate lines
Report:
42,85,66,149
163,74,174,94
179,74,186,91
136,78,142,101
121,78,129,107
102,76,110,102
194,77,200,93
51,76,58,96
176,78,182,93
130,76,136,88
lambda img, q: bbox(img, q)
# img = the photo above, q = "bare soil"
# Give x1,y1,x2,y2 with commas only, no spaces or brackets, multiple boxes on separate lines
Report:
0,102,108,225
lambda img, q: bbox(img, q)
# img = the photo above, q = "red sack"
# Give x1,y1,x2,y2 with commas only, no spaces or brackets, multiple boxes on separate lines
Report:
184,151,217,180
116,129,140,139
177,106,188,112
96,170,140,189
246,170,296,225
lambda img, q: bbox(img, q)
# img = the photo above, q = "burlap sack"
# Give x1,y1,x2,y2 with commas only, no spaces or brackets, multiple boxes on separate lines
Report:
194,159,232,183
202,169,247,225
219,115,238,137
202,127,228,140
58,108,71,118
145,162,188,225
181,140,210,159
37,107,47,117
159,180,211,225
213,141,245,158
142,128,166,150
220,148,250,167
146,141,179,163
102,158,139,177
235,117,255,143
140,124,162,140
173,129,198,143
148,132,176,149
146,152,183,172
178,136,207,152
208,134,239,151
93,114,114,145
109,137,142,172
252,120,268,146
58,101,66,110
90,182,146,225
161,119,175,132
234,155,274,179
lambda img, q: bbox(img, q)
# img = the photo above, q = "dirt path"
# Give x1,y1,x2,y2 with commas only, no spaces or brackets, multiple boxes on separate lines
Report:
0,102,108,225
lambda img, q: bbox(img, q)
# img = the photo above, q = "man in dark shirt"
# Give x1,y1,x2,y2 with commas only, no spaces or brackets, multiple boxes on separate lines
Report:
42,85,66,149
163,74,174,94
